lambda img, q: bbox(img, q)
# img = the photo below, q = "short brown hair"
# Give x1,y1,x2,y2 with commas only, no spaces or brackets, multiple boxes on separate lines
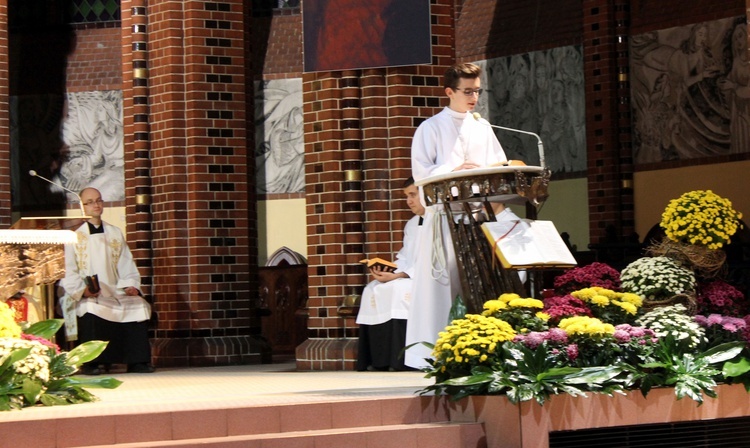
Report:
443,63,482,90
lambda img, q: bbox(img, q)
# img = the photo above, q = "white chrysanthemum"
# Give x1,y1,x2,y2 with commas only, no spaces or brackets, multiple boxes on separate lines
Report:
0,338,51,384
621,257,696,300
636,304,705,347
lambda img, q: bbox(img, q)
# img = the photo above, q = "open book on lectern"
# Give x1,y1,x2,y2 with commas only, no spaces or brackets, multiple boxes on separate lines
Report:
480,220,577,269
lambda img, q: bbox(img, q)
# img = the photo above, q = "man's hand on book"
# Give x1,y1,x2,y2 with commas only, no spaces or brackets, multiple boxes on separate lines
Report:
369,266,408,283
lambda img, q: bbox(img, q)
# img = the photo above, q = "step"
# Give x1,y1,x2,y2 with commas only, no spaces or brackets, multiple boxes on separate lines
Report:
5,396,471,447
77,422,487,448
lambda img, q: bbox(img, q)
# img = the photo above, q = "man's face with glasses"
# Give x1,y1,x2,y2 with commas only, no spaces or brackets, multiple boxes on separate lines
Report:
446,77,482,113
80,188,104,222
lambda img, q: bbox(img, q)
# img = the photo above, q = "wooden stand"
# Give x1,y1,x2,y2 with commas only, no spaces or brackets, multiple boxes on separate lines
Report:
416,166,552,314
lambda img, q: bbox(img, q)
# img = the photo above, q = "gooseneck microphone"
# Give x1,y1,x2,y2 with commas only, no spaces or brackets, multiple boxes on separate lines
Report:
472,112,546,169
28,170,86,216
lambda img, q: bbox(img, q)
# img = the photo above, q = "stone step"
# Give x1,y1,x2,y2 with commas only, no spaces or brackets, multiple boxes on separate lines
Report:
78,421,487,448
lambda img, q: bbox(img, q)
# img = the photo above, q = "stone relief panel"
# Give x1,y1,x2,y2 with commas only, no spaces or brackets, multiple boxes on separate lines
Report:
254,78,305,195
56,90,124,202
11,90,124,208
630,16,749,164
477,45,587,174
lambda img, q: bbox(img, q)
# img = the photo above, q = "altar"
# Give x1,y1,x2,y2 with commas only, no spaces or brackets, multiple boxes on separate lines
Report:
0,218,81,324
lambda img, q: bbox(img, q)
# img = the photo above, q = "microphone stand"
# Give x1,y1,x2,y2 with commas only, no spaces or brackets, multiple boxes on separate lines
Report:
473,113,546,169
28,170,87,217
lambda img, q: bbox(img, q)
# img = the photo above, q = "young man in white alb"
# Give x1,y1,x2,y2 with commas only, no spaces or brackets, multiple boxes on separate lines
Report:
406,62,521,369
356,177,424,371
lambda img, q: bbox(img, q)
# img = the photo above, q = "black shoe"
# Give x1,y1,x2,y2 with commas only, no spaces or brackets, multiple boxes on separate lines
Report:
127,363,155,373
79,365,102,375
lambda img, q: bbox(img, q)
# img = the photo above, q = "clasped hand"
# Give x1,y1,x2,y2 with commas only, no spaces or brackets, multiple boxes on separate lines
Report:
369,265,405,283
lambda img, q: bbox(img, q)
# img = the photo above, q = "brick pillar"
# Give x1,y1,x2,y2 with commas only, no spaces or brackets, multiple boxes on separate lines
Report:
0,0,9,227
122,0,154,318
124,0,268,366
296,0,455,371
583,0,635,244
614,0,635,238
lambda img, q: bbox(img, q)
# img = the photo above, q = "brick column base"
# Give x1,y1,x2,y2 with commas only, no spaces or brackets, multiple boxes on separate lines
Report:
151,336,271,368
295,338,358,371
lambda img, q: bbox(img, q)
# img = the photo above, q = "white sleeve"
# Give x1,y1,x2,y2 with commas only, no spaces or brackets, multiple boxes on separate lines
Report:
112,228,142,291
394,216,419,278
411,120,453,181
60,233,87,300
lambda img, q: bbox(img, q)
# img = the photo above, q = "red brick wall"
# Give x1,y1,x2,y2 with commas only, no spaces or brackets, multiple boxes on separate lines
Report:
66,27,122,92
296,0,456,370
456,0,582,60
252,9,303,77
119,0,266,366
0,0,8,228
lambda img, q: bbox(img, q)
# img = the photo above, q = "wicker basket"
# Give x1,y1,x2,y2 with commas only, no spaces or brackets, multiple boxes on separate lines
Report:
641,293,697,315
646,239,726,279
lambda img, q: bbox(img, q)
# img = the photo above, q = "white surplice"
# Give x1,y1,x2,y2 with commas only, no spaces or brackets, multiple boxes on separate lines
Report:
60,221,151,340
356,215,421,326
405,107,508,369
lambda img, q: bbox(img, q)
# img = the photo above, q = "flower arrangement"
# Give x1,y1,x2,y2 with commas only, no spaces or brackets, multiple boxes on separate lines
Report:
694,314,747,347
611,323,659,365
542,295,593,326
513,328,578,365
0,301,121,411
696,280,746,317
660,190,743,250
431,314,516,378
636,304,704,347
421,213,750,407
553,262,621,295
558,315,615,338
620,256,696,300
570,287,643,324
481,293,548,333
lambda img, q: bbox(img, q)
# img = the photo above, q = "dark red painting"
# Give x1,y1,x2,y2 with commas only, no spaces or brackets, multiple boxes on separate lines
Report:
303,0,431,72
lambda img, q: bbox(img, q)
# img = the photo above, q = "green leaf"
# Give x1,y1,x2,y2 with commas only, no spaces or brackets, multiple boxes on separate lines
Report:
54,376,123,390
723,358,750,378
65,341,109,368
24,319,64,340
537,366,581,381
0,347,32,369
40,394,72,406
441,373,492,387
22,377,43,405
701,342,745,365
564,366,623,384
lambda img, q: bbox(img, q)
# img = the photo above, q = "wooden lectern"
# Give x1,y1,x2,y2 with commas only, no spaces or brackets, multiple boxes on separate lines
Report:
415,165,552,314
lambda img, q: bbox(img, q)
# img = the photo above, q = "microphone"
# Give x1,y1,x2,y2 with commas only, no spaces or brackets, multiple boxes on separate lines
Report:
29,170,86,216
472,112,546,169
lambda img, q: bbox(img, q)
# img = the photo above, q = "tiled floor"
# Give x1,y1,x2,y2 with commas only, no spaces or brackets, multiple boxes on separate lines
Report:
2,361,434,423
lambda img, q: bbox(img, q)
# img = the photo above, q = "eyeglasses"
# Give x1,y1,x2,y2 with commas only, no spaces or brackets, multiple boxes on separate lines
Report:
453,88,483,97
83,199,104,206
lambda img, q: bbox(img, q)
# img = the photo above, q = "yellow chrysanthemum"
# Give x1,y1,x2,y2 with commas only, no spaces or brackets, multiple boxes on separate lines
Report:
660,190,742,250
558,316,615,337
432,314,516,365
0,302,21,339
482,299,508,315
